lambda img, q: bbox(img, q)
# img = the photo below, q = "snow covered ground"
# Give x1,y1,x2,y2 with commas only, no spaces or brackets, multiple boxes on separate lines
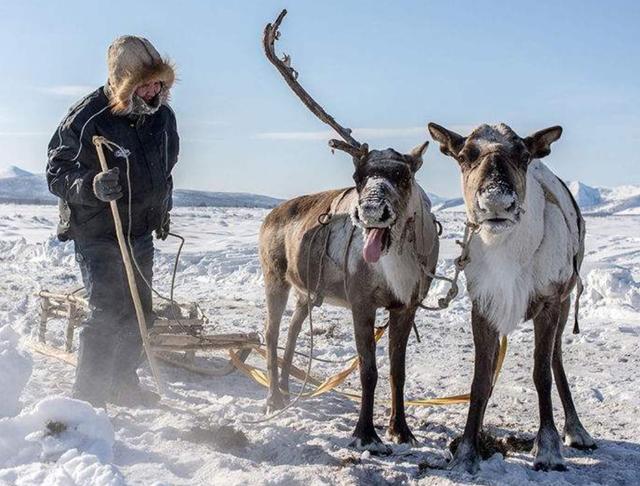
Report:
0,202,639,485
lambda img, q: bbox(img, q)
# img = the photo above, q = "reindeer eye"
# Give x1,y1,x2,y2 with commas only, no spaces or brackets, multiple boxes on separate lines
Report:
458,147,478,166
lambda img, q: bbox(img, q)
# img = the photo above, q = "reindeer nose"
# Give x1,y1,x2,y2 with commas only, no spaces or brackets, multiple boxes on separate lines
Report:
477,185,517,214
358,200,394,226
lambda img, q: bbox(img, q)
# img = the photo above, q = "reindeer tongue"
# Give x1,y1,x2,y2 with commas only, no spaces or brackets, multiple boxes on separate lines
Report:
363,228,386,263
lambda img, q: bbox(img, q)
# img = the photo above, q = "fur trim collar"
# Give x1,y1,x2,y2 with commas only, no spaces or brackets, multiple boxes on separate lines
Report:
108,60,175,115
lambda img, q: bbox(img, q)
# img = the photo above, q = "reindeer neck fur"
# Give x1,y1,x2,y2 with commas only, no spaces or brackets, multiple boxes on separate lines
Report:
465,160,578,335
374,182,435,306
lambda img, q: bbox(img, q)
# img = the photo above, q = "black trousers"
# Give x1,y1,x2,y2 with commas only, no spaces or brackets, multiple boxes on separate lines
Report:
72,234,154,403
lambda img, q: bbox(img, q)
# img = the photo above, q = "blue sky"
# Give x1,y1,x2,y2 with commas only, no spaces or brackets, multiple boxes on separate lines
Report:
0,0,638,198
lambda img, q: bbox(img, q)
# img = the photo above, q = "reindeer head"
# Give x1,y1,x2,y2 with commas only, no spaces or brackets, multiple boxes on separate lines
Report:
350,145,427,262
428,122,562,236
264,10,429,263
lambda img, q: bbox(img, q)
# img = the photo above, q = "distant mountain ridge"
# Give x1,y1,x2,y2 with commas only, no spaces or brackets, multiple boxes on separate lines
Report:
0,165,638,214
0,166,53,204
0,166,33,179
0,166,282,208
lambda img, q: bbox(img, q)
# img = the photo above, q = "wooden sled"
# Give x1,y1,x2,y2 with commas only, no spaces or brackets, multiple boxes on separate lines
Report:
31,288,258,377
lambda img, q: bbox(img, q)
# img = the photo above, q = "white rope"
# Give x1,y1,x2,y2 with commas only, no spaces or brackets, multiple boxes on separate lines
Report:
52,105,110,163
418,221,479,312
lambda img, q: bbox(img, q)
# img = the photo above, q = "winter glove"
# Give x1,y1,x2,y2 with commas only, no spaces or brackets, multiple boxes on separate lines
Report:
155,212,170,240
92,167,123,202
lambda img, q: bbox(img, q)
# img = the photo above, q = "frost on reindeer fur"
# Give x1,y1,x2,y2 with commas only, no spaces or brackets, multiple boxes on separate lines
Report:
0,324,32,417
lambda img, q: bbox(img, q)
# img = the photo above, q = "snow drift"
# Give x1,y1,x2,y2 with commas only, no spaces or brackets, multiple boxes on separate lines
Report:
584,265,640,311
0,325,32,417
0,397,123,485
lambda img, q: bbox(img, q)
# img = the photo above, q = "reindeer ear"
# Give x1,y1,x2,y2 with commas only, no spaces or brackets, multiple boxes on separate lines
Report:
524,126,562,159
428,123,465,158
407,140,428,172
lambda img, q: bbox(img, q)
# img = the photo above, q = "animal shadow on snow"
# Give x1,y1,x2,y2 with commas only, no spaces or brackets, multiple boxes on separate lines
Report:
418,425,640,485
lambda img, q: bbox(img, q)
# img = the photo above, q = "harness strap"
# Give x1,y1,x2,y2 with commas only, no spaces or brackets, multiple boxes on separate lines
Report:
231,331,508,407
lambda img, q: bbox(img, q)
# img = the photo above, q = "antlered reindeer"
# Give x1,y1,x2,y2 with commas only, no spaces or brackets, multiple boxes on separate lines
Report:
428,122,596,472
259,10,439,452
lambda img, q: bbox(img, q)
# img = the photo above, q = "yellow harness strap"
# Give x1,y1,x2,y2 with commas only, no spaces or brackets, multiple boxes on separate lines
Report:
229,329,508,407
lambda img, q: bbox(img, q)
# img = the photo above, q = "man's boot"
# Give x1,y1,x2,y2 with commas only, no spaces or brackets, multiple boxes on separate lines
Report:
110,376,161,407
72,327,116,408
109,329,160,407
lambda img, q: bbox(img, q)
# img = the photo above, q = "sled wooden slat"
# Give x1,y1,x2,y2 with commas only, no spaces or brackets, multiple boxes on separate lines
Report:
28,340,78,366
38,290,88,307
149,332,261,351
148,319,205,334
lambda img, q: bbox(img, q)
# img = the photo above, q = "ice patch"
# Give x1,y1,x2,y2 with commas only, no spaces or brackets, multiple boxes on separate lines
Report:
0,325,32,417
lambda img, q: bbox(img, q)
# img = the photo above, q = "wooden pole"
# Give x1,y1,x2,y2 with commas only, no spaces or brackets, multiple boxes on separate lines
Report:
38,297,50,343
92,136,164,393
64,304,75,353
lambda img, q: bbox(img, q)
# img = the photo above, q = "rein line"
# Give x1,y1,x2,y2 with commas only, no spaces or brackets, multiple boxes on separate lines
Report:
418,220,480,312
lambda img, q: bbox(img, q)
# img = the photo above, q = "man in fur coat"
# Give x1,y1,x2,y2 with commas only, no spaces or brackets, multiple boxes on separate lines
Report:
46,36,179,407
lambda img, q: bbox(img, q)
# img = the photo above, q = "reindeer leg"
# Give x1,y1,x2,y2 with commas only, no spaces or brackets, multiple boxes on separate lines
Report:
553,298,596,450
350,303,389,454
279,298,309,397
449,305,500,474
264,278,290,414
532,299,567,471
386,307,418,445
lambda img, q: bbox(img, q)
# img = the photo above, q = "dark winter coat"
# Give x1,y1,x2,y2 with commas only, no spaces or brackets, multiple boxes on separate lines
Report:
47,87,179,241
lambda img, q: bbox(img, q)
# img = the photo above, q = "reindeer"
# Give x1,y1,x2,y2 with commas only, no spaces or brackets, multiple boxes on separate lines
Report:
259,10,439,452
427,122,596,472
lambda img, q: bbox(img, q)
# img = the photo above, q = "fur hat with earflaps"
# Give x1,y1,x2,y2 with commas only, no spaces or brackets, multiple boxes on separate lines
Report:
106,35,175,115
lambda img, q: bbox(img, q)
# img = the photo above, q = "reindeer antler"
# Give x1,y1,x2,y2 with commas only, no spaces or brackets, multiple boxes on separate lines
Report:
263,9,368,160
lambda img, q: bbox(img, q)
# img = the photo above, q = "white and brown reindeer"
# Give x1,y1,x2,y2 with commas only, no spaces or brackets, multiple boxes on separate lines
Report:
427,122,596,472
259,10,439,452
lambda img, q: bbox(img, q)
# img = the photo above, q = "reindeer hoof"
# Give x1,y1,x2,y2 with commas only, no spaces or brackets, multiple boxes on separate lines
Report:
532,428,567,472
350,430,391,455
563,424,597,450
386,425,419,446
264,393,286,414
448,440,480,474
278,380,290,397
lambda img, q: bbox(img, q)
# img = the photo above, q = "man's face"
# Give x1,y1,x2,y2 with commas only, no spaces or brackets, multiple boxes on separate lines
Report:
135,80,162,102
